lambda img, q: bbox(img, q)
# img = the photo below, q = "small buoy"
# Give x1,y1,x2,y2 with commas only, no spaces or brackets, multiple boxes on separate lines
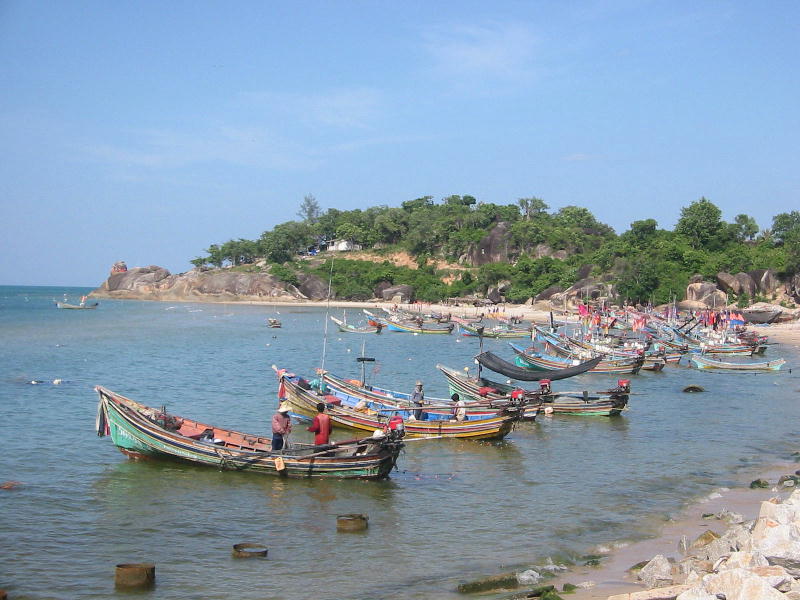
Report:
115,563,155,589
337,513,368,532
683,385,704,393
232,543,268,558
53,379,62,385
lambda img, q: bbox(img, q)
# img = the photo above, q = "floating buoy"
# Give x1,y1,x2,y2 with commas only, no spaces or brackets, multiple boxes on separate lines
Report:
232,543,268,558
337,513,368,532
683,385,704,393
115,563,155,589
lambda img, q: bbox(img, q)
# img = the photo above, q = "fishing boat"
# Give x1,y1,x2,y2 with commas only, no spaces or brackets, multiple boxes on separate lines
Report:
267,318,282,328
689,355,786,371
95,386,404,479
742,307,783,324
56,301,98,309
510,344,644,375
318,368,536,420
276,368,521,440
475,351,603,381
437,365,630,417
381,318,454,335
330,315,383,334
455,319,531,339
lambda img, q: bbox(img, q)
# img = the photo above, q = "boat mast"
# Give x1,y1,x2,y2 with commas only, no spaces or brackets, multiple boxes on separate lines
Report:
319,258,335,373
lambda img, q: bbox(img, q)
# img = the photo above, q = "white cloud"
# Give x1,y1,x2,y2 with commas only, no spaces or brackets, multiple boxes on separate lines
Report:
422,22,539,85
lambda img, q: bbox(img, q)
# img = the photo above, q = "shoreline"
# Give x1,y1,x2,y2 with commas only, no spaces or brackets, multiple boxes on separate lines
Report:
550,460,800,599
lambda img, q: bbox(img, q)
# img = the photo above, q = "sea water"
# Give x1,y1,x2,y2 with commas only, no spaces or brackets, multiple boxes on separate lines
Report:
1,285,798,599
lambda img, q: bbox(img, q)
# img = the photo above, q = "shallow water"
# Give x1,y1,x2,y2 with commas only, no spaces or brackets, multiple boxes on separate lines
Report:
1,286,798,599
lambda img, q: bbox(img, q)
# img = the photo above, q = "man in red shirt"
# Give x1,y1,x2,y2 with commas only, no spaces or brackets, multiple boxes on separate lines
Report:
308,402,331,446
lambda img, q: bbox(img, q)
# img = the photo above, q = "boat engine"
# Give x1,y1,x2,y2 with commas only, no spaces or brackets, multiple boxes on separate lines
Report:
538,379,552,395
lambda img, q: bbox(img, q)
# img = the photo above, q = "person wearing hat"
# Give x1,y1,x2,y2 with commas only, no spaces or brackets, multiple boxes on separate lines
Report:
450,393,466,422
307,402,331,446
271,402,293,450
411,381,426,421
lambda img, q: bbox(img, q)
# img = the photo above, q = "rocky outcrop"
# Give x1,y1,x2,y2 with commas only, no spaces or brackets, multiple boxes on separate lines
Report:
685,282,727,308
470,222,511,266
612,486,800,600
380,284,414,303
92,265,330,302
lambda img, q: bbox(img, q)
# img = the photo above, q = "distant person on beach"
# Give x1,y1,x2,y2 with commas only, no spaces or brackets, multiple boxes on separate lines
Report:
411,381,426,420
307,402,331,445
271,403,292,450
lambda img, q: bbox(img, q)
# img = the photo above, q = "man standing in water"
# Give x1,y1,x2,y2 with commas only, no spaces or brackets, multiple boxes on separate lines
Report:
411,381,426,420
271,402,292,450
307,402,331,446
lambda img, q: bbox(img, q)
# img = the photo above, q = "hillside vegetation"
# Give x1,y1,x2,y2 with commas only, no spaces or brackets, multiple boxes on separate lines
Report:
190,194,800,306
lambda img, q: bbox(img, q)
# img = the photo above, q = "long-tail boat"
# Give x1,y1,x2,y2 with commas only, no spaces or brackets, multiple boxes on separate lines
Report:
56,301,99,309
475,351,603,381
330,315,383,334
95,386,404,479
510,343,644,375
454,319,532,339
381,318,455,334
689,355,786,371
276,368,521,440
437,365,630,417
318,369,538,420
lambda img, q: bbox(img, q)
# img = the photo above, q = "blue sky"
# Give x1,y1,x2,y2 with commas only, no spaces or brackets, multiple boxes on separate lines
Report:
1,1,798,286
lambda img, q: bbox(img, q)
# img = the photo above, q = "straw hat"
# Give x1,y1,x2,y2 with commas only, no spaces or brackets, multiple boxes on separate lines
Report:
278,402,291,413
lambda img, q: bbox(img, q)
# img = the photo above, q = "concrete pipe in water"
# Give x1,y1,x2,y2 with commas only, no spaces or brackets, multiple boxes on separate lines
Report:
337,513,368,532
115,563,155,589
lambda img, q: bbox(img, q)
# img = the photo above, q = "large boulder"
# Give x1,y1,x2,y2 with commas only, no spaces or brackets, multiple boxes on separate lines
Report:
637,554,674,588
380,284,414,303
296,273,329,301
734,272,758,297
749,269,782,296
535,285,563,302
685,282,728,309
716,272,739,295
470,222,511,266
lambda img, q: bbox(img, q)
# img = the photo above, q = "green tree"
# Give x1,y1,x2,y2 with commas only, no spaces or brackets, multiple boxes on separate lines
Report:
772,211,800,244
297,193,321,223
517,197,548,221
675,197,724,249
733,214,759,242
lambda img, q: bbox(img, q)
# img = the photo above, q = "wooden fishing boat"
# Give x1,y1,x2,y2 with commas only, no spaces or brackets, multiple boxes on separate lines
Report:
455,319,531,339
319,369,537,420
56,301,99,309
689,355,786,371
742,307,783,324
330,315,383,334
510,344,644,375
475,351,603,381
95,386,404,479
437,365,630,417
276,369,521,440
381,318,454,335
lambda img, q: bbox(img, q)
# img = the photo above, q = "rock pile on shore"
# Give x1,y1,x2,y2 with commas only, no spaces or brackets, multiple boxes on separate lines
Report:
615,487,800,600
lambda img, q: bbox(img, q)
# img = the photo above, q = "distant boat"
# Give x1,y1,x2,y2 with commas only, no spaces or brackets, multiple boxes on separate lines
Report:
742,308,783,324
56,301,98,310
267,318,282,328
690,354,786,371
